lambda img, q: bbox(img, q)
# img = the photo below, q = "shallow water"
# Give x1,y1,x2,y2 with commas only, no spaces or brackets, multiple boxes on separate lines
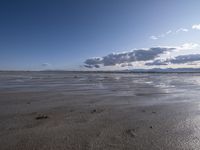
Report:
0,72,199,89
1,72,200,103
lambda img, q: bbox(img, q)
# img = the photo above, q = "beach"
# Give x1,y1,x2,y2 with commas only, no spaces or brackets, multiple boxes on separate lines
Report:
1,72,200,150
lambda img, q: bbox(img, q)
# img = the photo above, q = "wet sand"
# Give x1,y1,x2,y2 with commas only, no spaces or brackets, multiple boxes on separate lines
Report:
1,72,200,150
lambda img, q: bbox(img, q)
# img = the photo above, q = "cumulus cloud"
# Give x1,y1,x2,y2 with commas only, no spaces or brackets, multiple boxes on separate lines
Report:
192,24,200,30
84,47,175,68
120,63,133,67
146,54,200,66
170,54,200,64
145,59,169,66
84,57,102,66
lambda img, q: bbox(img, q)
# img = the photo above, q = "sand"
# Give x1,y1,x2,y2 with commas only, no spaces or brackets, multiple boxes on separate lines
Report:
1,72,200,150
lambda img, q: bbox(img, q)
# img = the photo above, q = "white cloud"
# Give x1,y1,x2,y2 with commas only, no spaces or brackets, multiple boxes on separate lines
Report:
166,30,172,34
176,28,189,33
150,28,188,40
150,33,167,40
150,36,158,40
192,24,200,30
178,43,199,50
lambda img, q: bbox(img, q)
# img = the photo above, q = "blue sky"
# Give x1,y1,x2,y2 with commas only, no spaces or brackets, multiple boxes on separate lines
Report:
1,0,200,70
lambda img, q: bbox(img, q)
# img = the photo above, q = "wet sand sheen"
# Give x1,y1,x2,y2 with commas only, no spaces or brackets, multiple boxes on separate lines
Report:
1,72,200,150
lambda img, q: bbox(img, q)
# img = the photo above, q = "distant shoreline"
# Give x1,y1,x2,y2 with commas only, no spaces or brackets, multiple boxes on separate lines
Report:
1,69,200,74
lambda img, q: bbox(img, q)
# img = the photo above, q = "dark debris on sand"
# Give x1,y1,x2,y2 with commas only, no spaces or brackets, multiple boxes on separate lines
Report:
35,114,48,120
91,109,97,113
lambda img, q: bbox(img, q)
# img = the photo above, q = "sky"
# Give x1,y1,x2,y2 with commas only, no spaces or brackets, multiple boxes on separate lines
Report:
1,0,200,70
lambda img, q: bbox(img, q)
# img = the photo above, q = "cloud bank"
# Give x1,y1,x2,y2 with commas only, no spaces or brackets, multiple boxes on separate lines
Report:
84,43,200,69
84,47,175,68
